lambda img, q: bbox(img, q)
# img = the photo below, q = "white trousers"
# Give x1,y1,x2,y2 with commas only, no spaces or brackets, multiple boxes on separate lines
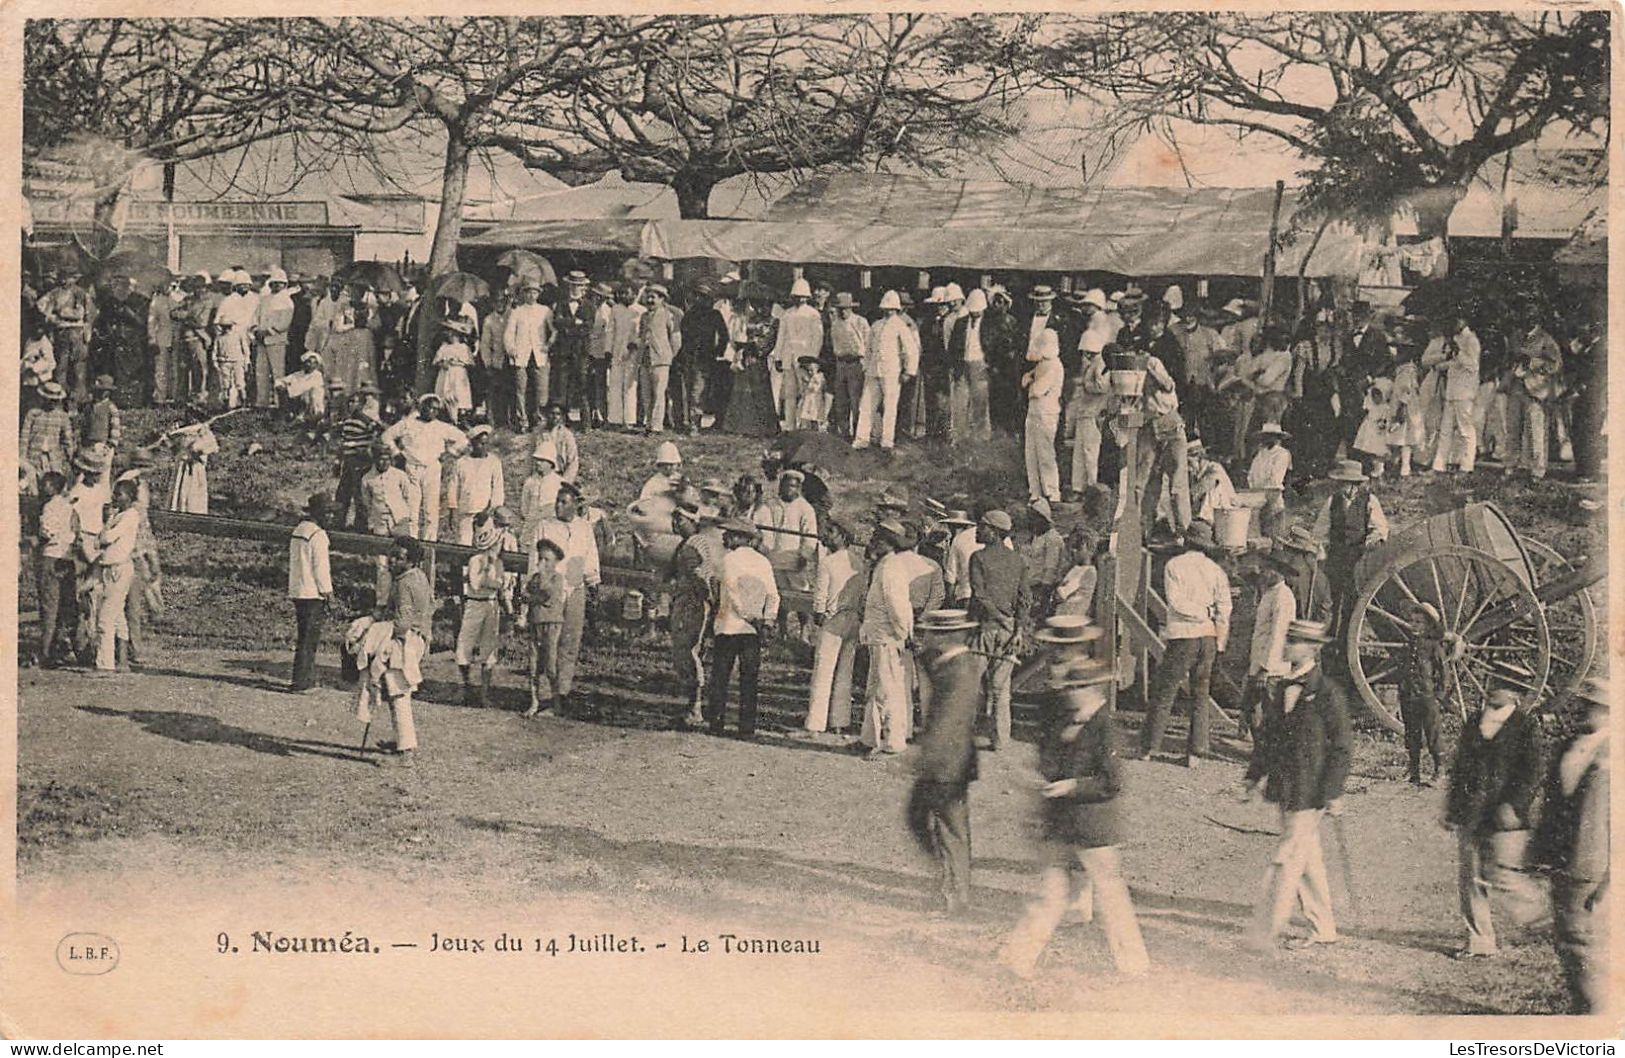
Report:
639,364,670,432
95,562,133,669
861,641,910,751
999,845,1150,976
407,463,442,542
777,365,801,432
1025,407,1061,502
608,355,639,426
1432,397,1478,472
806,629,856,733
853,375,900,450
1248,808,1337,945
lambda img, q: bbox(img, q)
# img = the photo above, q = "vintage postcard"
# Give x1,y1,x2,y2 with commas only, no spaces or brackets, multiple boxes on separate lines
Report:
4,4,1617,1039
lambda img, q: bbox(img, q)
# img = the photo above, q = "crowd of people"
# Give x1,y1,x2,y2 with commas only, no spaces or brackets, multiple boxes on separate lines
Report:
16,258,1609,1014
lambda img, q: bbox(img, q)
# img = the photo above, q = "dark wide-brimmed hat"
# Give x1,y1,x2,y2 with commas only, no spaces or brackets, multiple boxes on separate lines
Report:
832,292,858,309
1183,520,1220,551
93,374,116,392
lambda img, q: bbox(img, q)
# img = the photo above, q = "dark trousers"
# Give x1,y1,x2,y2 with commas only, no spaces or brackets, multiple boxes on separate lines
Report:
292,598,325,690
550,352,578,416
1142,635,1217,759
908,779,972,911
705,633,761,734
586,358,609,427
1326,549,1360,646
335,454,371,531
36,554,76,662
670,360,705,430
832,361,865,437
1398,682,1443,781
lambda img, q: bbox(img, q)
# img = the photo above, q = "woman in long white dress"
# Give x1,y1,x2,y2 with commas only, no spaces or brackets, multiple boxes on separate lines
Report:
167,405,220,514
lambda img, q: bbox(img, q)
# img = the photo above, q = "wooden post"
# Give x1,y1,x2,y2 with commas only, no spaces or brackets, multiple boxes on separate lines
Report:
1260,179,1285,323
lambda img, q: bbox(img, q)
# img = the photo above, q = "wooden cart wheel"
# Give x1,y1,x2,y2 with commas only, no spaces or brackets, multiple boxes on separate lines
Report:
1346,544,1551,733
1521,537,1600,711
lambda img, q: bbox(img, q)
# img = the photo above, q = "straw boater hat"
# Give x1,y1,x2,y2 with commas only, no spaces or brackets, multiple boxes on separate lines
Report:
917,608,978,634
38,381,66,401
1028,284,1056,302
591,281,615,299
1327,459,1367,483
832,292,857,309
1286,618,1333,643
1252,422,1291,442
939,508,975,529
1034,614,1104,646
564,270,589,286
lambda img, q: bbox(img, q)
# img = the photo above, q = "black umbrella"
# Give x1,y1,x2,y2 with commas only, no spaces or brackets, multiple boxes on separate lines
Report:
334,260,404,294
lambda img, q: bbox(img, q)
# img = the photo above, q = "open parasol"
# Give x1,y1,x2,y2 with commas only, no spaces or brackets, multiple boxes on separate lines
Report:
432,271,490,304
334,260,404,294
495,249,557,289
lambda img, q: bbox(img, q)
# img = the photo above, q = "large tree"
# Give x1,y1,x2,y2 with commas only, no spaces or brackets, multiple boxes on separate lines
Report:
276,16,715,276
502,14,1016,218
1001,12,1609,240
24,18,311,259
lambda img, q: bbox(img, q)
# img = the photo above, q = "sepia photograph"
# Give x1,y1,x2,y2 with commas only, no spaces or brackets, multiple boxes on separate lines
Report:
6,7,1615,1039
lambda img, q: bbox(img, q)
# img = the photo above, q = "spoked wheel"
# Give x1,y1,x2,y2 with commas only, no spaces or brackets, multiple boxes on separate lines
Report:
1346,544,1551,732
1521,537,1600,712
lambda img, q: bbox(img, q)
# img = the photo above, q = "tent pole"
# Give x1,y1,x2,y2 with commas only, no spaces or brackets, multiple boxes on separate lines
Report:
1260,180,1285,322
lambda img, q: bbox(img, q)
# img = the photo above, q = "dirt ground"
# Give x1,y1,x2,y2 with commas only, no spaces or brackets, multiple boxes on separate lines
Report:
17,642,1574,1032
12,410,1602,1033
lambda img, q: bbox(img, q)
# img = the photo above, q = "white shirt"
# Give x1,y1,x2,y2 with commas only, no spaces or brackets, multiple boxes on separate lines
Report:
447,453,505,514
1191,462,1237,523
1249,347,1293,393
814,548,859,618
770,495,818,555
962,315,985,364
866,314,920,379
97,507,141,567
520,471,562,542
607,302,644,361
68,482,106,554
361,466,419,533
1026,353,1064,415
504,303,553,367
530,515,601,591
714,546,781,635
860,551,915,645
1249,580,1296,676
639,471,680,501
944,525,983,601
1247,444,1292,490
214,291,259,332
287,520,332,599
381,416,469,471
772,304,824,370
1422,331,1481,401
1162,549,1232,648
1027,312,1053,356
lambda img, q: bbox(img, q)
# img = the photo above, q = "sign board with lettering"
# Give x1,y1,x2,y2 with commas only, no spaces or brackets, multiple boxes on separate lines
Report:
27,198,336,228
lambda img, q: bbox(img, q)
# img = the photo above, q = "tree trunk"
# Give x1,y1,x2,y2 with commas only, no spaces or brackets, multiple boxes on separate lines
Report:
672,171,715,219
88,188,123,262
418,130,472,393
1408,184,1467,280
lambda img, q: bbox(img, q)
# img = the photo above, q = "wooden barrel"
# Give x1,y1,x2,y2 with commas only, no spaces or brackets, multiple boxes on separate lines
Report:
1355,502,1531,591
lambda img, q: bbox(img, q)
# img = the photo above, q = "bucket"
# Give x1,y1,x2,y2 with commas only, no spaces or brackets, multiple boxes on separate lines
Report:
1215,506,1252,550
621,589,645,623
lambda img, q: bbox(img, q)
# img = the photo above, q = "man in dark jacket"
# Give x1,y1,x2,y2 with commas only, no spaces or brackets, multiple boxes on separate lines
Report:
1243,618,1352,951
1445,686,1545,959
552,271,594,425
998,619,1149,977
676,283,728,433
906,609,983,916
1533,675,1609,1012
